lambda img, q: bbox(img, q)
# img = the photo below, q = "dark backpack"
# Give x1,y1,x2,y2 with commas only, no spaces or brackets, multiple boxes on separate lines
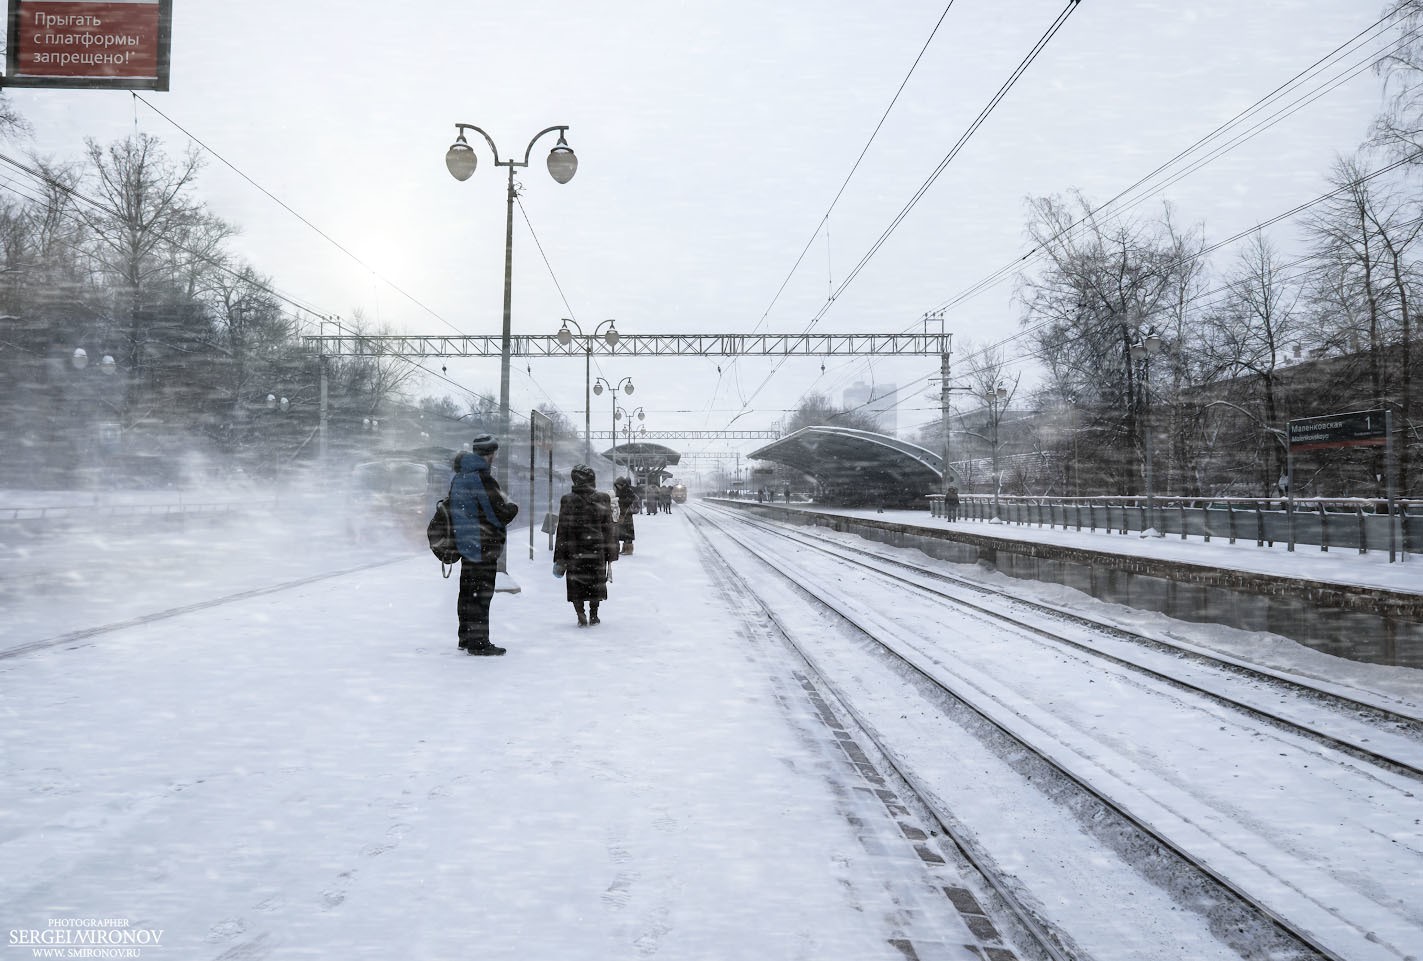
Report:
427,489,461,574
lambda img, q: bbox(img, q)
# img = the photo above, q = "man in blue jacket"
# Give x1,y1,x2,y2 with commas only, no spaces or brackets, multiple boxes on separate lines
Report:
450,434,519,655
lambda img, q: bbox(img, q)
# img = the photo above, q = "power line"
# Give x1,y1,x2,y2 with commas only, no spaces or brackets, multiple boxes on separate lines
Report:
132,93,465,336
817,10,1415,415
738,0,1081,422
935,8,1411,320
747,1,960,339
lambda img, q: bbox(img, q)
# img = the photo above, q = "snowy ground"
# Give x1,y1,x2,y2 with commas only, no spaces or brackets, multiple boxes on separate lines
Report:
4,494,1422,960
0,506,1003,961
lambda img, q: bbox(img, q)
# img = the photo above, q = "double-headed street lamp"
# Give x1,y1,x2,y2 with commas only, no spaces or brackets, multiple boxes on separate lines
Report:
615,404,645,482
445,122,578,493
67,346,121,467
594,376,635,478
1130,329,1165,536
557,318,620,464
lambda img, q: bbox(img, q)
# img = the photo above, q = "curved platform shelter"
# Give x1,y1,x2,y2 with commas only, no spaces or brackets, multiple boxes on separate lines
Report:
749,426,951,508
601,440,681,485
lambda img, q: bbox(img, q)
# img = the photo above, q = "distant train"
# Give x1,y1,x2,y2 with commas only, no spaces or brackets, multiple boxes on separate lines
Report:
671,483,687,504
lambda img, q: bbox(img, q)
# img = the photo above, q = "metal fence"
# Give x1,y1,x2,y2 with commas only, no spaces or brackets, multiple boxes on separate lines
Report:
926,493,1420,559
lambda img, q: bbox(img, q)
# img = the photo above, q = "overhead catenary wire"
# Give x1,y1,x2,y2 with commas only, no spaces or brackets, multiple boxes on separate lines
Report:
0,150,334,320
746,1,960,340
932,7,1413,322
813,10,1415,422
697,1,962,435
950,148,1423,382
132,93,467,338
0,153,514,417
735,0,1081,424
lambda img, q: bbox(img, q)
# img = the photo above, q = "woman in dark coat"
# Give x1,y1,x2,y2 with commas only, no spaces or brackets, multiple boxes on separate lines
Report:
612,475,638,555
553,464,619,627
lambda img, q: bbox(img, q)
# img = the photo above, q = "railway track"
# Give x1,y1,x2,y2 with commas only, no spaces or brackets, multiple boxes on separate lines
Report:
688,509,1073,961
688,502,1423,961
701,503,1423,776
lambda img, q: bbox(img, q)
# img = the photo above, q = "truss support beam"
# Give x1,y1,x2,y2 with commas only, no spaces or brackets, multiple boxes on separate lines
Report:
302,332,951,358
593,430,779,440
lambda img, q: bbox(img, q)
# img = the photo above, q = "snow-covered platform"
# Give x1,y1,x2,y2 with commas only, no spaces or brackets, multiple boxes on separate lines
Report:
0,509,1019,961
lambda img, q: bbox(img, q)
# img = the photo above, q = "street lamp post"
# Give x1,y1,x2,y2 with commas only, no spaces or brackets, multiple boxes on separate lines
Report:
620,406,645,483
985,382,1008,522
445,122,578,495
557,318,620,464
594,376,634,480
65,346,120,482
1130,329,1164,536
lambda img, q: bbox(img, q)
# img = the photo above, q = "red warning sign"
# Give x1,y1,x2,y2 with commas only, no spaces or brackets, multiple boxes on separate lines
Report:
3,0,172,90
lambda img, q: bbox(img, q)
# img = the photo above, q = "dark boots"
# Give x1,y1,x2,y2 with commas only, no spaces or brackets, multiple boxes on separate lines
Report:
465,641,506,656
589,603,600,626
575,603,588,627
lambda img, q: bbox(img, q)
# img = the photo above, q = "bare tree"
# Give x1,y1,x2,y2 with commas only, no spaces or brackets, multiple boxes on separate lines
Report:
76,133,204,390
1017,192,1196,494
1305,152,1422,493
1203,232,1304,493
324,311,421,426
1372,0,1423,164
783,392,881,434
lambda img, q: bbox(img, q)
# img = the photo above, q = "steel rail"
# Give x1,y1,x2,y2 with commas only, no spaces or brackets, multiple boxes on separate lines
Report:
690,503,1360,961
712,503,1423,759
683,508,1077,961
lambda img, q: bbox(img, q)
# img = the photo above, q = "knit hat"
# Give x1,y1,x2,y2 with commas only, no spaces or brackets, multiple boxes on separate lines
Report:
471,434,499,454
571,464,596,487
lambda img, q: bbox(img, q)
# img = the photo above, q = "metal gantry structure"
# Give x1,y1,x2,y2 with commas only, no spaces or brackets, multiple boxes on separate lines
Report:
301,332,951,358
303,330,959,483
584,430,780,440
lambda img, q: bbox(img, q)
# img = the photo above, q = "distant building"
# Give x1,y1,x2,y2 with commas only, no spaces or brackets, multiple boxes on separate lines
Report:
842,381,897,434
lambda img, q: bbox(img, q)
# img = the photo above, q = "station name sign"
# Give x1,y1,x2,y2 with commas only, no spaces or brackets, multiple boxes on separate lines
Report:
1287,409,1388,452
2,0,171,90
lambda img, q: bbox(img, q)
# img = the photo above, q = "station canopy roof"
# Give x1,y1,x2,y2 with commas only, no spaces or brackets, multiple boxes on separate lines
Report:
599,441,681,476
748,426,949,506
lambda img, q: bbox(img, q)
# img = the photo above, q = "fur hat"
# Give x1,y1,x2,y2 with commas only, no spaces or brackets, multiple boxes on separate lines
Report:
470,434,499,454
571,464,596,487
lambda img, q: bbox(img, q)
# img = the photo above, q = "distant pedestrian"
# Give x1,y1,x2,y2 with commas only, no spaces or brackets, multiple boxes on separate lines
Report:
783,483,791,503
553,464,618,627
613,476,638,554
945,485,960,522
449,435,519,656
756,487,766,503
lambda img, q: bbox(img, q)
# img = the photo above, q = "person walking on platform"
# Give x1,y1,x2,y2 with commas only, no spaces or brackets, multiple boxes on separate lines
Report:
553,464,618,627
613,476,638,554
450,434,519,656
945,484,960,522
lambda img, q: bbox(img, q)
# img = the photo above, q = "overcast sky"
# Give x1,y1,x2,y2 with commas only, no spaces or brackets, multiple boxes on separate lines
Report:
6,0,1399,470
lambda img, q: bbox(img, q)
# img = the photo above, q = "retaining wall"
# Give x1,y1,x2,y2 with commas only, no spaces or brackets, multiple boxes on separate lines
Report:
719,500,1423,668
